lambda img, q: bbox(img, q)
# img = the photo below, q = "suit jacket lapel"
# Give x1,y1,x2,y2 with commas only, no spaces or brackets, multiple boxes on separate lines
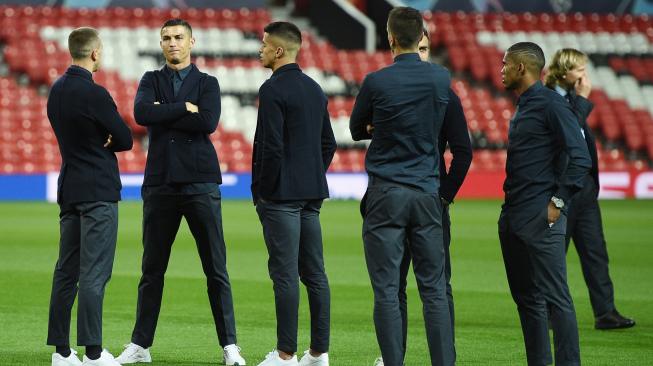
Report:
154,65,175,104
175,64,201,102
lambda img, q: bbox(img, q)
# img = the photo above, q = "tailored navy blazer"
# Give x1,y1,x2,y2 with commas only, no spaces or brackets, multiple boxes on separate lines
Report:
47,65,133,205
134,64,222,186
568,93,599,191
251,63,337,202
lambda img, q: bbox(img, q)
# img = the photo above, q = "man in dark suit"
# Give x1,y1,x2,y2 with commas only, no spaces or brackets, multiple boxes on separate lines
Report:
115,19,245,366
350,7,455,366
545,48,635,330
252,21,336,366
498,42,592,366
47,27,133,366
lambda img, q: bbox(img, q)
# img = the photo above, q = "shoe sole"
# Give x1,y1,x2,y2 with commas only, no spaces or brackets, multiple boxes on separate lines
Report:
116,358,152,364
595,323,636,330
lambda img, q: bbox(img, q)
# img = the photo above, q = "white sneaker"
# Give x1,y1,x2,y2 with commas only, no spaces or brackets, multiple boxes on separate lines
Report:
224,344,247,365
298,350,328,366
256,350,298,366
52,349,82,366
115,343,151,364
81,350,120,366
373,357,384,366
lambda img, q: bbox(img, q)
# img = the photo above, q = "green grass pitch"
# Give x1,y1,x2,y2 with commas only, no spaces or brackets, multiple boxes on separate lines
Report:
0,199,651,365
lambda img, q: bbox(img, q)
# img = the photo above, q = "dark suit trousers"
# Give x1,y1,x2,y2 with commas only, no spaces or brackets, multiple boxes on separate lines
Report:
566,178,615,317
131,188,237,347
499,207,580,366
363,182,454,366
256,199,330,354
47,201,118,346
398,205,454,360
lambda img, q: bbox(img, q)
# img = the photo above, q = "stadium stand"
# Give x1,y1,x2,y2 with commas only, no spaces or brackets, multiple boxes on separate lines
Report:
0,6,652,175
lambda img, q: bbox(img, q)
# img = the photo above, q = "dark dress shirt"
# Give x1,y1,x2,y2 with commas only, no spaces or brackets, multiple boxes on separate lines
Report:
502,81,591,229
350,53,451,194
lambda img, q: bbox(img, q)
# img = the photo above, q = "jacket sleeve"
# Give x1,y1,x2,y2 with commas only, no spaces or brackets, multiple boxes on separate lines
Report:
93,87,133,152
572,94,594,121
349,74,374,141
321,101,337,171
549,99,592,202
133,72,188,126
439,88,472,203
257,83,285,199
168,76,221,133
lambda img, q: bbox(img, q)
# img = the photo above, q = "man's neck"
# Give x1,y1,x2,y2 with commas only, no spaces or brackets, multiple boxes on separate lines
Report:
72,60,94,74
166,60,191,71
393,47,418,57
515,76,538,97
271,58,295,72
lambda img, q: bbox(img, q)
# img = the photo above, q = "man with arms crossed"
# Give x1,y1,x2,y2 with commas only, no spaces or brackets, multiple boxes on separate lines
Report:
545,48,635,330
499,42,591,366
47,27,133,366
252,21,336,366
116,19,246,366
351,7,455,366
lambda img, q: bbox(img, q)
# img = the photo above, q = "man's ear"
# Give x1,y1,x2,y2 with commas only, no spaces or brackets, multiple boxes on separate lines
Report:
275,46,285,59
517,62,526,75
388,34,395,50
90,48,99,62
189,37,195,49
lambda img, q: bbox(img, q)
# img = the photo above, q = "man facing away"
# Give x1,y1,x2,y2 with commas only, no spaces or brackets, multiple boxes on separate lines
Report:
544,48,635,330
252,21,336,366
115,19,246,366
47,27,133,366
498,42,591,366
350,7,455,366
373,26,473,366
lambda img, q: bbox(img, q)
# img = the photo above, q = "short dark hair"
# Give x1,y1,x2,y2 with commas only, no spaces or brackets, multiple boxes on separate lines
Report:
387,7,423,49
507,42,546,74
161,18,192,37
68,27,100,60
263,21,302,46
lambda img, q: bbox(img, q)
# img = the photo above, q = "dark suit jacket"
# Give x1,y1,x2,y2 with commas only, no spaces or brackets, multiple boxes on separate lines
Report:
567,92,599,191
251,63,336,202
47,65,133,205
134,64,222,186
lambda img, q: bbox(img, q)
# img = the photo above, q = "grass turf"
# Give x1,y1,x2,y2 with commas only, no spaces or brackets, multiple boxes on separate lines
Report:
0,199,651,365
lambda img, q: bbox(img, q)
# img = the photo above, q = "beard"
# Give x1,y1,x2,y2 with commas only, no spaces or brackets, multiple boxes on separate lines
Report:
503,78,517,91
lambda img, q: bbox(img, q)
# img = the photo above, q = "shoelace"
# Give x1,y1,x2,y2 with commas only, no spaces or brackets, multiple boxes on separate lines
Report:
224,345,242,358
122,344,140,357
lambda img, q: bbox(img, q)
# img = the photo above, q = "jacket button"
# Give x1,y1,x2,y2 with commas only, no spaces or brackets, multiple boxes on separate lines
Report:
170,138,175,143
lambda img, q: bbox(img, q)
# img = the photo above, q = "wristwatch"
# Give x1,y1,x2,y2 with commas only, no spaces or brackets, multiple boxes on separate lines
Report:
551,196,564,209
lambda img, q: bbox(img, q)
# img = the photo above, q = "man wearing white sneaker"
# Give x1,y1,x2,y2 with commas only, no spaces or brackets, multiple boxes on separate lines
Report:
253,21,336,366
116,18,245,366
47,27,132,366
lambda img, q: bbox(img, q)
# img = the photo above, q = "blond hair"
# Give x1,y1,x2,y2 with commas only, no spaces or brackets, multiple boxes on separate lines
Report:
545,48,588,88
